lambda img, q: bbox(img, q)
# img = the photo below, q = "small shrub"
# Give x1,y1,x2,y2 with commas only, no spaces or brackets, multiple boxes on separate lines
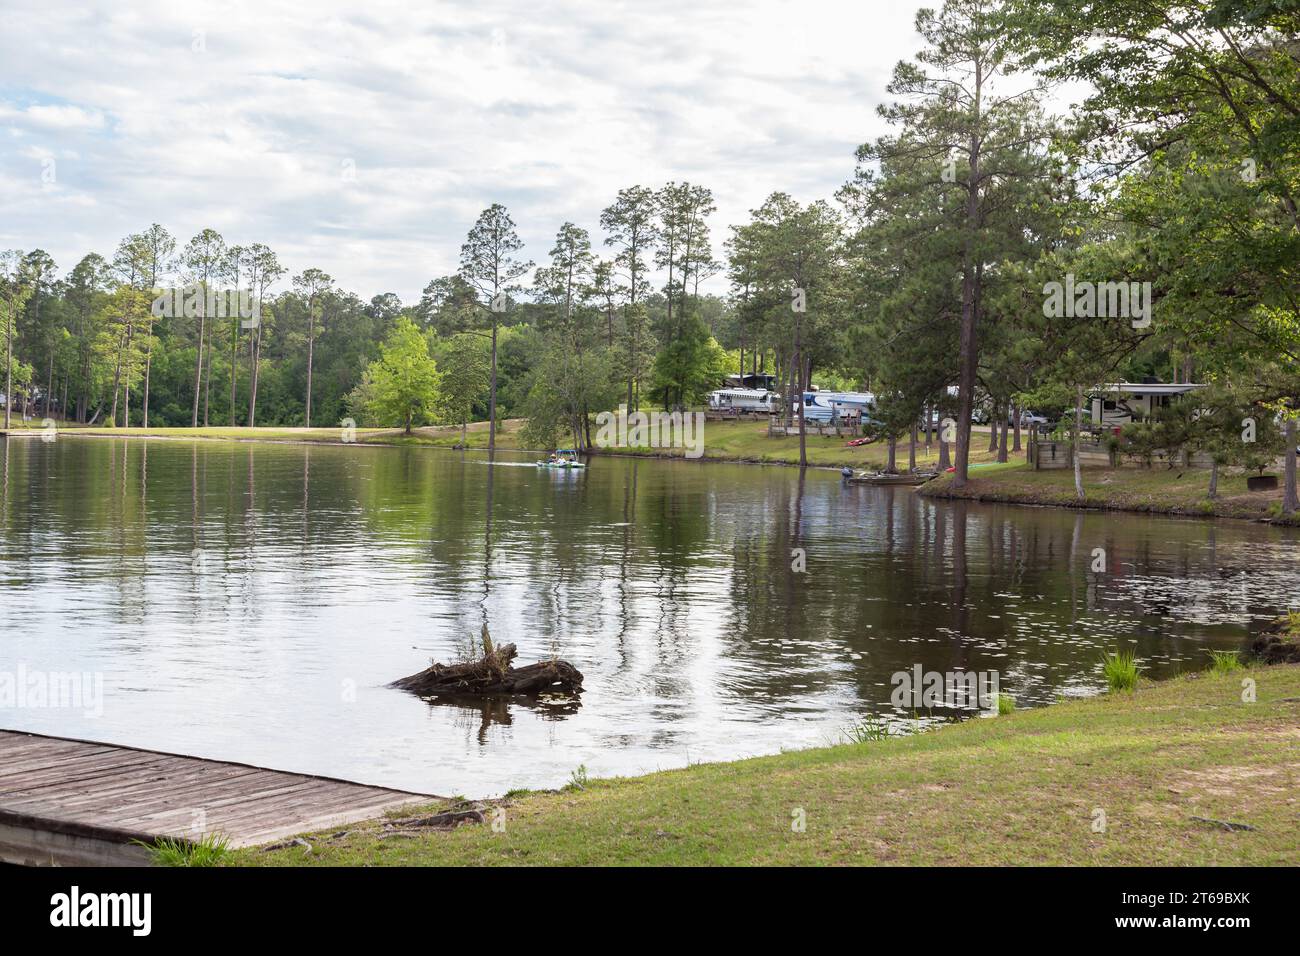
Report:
1100,649,1140,692
996,693,1016,715
566,764,590,791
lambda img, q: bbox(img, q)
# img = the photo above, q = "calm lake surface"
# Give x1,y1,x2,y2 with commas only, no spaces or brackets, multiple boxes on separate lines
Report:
2,436,1296,795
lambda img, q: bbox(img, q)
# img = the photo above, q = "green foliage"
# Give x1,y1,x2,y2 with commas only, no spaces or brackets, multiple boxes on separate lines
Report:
434,332,490,439
355,318,442,433
649,312,729,409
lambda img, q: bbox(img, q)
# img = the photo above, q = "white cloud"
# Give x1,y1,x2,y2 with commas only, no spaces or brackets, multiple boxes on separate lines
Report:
0,0,933,300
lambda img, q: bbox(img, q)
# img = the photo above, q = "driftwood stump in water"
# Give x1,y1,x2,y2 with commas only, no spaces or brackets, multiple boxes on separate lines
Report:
391,626,584,697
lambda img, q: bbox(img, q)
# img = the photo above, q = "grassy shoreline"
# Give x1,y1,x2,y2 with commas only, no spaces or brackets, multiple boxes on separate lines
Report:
46,419,1005,470
921,462,1300,525
38,422,1296,524
230,664,1300,866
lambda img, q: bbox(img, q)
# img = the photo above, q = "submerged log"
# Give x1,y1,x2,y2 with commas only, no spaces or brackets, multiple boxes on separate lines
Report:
391,627,584,697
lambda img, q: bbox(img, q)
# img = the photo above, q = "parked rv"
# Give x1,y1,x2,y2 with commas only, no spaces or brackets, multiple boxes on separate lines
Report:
801,391,877,424
1089,382,1206,427
708,388,775,414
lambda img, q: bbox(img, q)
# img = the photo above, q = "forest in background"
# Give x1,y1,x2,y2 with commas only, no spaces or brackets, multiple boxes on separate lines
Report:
2,1,1296,505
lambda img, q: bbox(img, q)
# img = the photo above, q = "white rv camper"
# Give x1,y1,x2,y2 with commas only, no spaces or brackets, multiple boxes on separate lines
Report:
708,388,775,415
801,391,877,424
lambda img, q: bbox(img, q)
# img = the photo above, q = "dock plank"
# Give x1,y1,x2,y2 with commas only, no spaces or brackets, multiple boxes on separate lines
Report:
0,729,436,865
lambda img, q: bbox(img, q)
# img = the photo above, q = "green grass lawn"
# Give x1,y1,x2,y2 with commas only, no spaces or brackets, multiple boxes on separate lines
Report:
230,665,1300,866
598,417,1005,470
923,461,1296,522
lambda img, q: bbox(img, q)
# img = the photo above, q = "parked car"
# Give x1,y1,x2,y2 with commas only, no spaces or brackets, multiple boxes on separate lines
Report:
1010,410,1048,427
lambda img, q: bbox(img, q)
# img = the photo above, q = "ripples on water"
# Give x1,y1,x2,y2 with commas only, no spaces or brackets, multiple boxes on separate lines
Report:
0,437,1295,794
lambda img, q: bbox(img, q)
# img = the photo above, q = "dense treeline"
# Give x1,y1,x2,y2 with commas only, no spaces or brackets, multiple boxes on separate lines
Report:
2,1,1297,510
0,191,739,449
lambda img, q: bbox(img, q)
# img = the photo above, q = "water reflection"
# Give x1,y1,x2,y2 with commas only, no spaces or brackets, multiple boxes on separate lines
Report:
1,436,1296,795
420,692,583,746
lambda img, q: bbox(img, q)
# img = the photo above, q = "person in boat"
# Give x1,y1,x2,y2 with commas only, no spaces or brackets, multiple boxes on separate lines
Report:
548,452,559,464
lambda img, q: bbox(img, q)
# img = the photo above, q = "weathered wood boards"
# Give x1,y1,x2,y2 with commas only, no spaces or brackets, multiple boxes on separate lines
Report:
0,729,433,866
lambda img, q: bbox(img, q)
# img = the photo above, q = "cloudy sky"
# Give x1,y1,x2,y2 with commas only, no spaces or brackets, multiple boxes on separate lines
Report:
2,0,932,302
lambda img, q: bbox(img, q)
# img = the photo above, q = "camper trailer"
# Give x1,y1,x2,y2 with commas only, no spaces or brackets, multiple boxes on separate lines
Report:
708,388,775,415
801,391,877,424
1090,383,1206,427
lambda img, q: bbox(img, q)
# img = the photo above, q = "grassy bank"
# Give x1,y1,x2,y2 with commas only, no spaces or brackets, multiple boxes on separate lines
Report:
54,418,531,449
231,665,1300,866
922,461,1297,523
53,419,1007,471
52,421,1291,523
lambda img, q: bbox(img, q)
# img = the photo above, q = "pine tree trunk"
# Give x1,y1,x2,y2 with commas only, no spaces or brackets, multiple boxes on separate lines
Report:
203,328,213,427
110,326,125,427
142,343,152,428
4,291,12,430
230,322,239,426
305,302,315,428
796,350,807,467
45,352,54,419
1073,384,1085,500
1284,417,1298,516
248,326,260,427
487,317,497,453
192,304,206,427
122,317,136,427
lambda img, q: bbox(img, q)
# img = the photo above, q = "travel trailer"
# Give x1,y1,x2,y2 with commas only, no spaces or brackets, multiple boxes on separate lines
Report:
801,391,877,424
1090,383,1206,427
708,388,776,414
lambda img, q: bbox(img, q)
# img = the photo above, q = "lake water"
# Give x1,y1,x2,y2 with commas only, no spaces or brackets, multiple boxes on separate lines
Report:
1,436,1295,795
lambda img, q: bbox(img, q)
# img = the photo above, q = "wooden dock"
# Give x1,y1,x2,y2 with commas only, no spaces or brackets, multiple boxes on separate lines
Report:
0,730,435,865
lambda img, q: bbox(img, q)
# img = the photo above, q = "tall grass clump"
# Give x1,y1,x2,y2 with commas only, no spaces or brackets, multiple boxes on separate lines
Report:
842,715,891,744
996,693,1016,716
140,833,229,867
1206,649,1242,674
1100,649,1140,692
